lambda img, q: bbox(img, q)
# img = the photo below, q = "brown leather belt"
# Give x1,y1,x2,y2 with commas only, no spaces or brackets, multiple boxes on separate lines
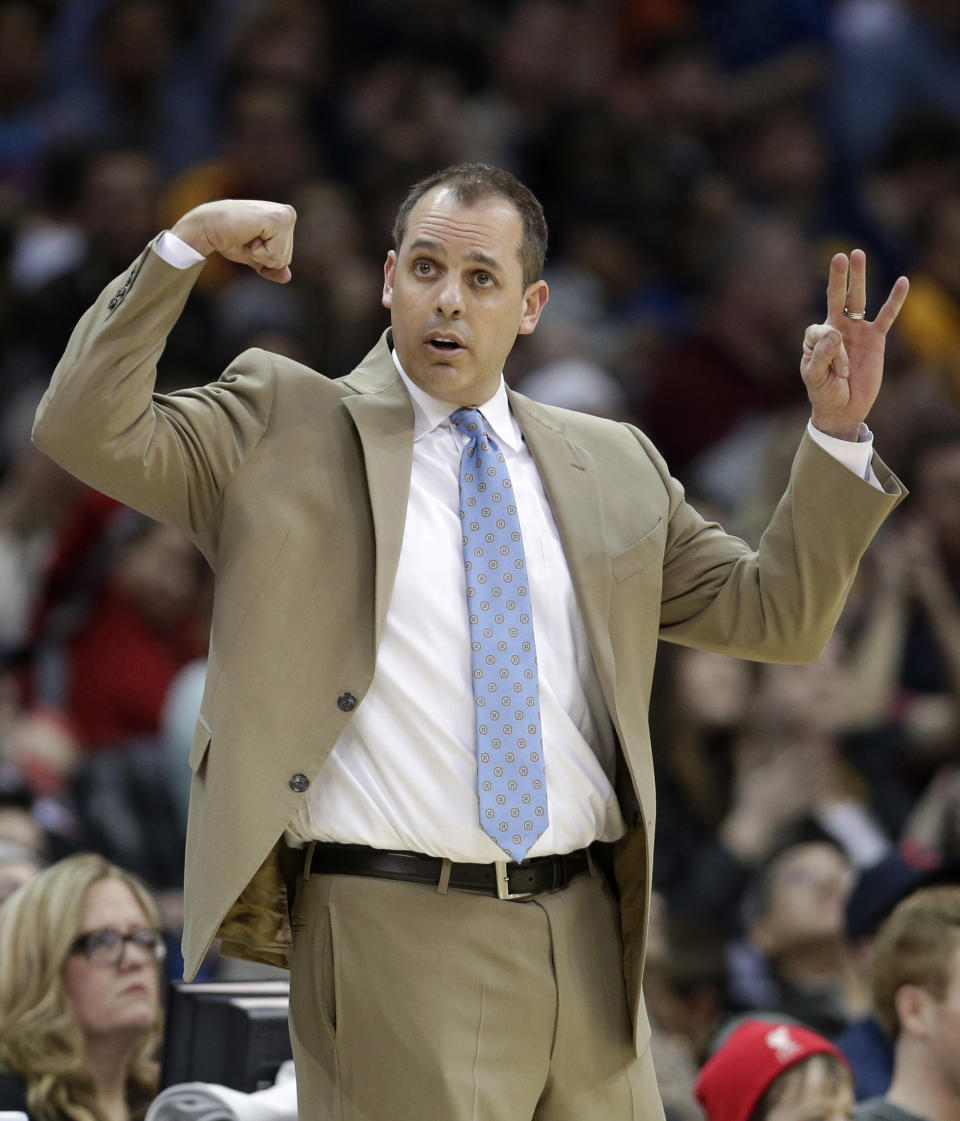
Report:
304,841,593,900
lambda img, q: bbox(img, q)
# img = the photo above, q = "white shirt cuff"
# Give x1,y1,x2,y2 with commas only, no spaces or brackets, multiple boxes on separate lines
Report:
806,419,881,489
153,230,207,269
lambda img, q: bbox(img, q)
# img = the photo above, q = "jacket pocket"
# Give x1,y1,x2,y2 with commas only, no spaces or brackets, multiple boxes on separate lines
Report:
611,518,664,584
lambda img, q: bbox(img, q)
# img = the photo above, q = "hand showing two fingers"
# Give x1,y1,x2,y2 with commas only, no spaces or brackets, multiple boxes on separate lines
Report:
801,249,909,440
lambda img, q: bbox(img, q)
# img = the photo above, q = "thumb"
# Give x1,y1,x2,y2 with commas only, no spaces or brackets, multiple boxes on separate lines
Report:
237,236,292,282
256,264,293,284
247,235,287,270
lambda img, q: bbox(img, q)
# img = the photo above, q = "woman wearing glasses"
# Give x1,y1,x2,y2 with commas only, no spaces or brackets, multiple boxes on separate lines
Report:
0,853,165,1121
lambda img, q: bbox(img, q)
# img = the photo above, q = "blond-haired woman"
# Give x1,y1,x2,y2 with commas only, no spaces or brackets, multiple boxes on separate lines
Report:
0,853,165,1121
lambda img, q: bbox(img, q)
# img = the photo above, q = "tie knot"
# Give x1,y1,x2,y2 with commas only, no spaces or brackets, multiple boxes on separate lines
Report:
450,407,485,437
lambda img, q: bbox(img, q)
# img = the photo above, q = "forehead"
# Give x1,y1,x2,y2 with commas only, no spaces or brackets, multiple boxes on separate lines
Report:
771,844,849,886
79,877,148,928
402,187,524,268
774,1056,853,1111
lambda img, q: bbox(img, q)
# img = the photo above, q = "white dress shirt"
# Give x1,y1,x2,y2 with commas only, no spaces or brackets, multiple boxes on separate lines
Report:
288,353,624,860
152,231,880,862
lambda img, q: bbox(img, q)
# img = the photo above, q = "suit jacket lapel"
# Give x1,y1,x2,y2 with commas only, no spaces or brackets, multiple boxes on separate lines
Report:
341,333,415,648
509,391,616,713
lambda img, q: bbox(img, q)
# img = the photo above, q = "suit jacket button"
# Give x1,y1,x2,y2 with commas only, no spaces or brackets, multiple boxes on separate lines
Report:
289,773,309,793
337,692,357,712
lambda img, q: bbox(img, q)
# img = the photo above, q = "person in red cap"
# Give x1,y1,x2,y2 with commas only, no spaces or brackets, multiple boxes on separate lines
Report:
694,1017,855,1121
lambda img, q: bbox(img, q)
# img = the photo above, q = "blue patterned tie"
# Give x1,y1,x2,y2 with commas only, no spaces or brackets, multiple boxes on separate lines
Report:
451,407,548,862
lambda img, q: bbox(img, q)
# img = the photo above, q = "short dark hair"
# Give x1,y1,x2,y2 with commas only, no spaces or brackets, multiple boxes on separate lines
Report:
392,163,548,289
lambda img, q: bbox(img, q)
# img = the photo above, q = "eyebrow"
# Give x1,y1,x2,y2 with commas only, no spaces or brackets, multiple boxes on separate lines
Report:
407,238,503,273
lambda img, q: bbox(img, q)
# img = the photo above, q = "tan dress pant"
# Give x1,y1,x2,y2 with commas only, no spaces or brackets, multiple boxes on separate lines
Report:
288,863,665,1121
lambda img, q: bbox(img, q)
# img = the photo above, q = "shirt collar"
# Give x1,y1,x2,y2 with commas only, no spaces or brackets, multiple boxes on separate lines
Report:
391,348,523,451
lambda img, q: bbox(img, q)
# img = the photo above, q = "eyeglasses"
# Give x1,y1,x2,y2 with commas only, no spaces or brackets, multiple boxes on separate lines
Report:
69,926,167,967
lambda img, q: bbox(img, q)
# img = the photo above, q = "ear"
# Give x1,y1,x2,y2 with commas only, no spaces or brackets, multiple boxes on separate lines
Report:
382,250,397,309
518,280,549,336
895,983,934,1040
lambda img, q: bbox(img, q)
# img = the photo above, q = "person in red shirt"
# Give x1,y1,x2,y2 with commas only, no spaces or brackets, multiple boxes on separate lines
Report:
31,490,207,751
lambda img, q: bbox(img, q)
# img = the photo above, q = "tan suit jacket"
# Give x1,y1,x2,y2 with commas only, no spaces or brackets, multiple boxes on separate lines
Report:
33,243,905,1053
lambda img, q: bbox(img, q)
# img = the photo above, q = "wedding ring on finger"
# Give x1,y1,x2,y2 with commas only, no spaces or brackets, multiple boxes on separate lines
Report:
843,307,866,320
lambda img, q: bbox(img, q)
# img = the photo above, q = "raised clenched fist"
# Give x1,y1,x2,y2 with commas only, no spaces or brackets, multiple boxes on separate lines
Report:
171,199,297,283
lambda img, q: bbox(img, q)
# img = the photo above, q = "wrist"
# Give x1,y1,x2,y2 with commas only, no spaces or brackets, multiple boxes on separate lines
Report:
811,415,862,442
170,208,213,258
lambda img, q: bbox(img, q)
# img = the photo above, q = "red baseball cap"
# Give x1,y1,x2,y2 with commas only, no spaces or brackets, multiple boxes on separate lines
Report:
694,1019,849,1121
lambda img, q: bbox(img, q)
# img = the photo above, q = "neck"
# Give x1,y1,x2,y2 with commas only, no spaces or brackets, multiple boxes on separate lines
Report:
887,1038,960,1121
83,1037,138,1121
774,946,869,1021
776,939,850,987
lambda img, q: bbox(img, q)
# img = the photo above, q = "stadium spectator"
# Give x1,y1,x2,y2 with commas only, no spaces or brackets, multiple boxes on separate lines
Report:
695,1016,854,1121
856,885,960,1121
0,852,165,1121
640,212,815,480
836,846,957,1099
31,494,207,752
730,837,860,1037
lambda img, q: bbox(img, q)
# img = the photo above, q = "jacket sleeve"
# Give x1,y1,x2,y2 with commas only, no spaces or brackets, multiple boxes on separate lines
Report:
636,426,906,663
32,240,278,542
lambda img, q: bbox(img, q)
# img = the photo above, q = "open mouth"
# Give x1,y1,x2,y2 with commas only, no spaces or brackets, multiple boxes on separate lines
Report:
426,335,465,356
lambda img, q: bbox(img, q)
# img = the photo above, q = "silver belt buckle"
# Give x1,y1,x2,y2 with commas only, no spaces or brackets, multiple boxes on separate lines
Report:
495,861,536,901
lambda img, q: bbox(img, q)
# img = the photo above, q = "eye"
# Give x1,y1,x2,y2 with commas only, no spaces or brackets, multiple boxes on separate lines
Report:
414,259,435,276
131,927,163,950
474,271,495,287
87,928,122,952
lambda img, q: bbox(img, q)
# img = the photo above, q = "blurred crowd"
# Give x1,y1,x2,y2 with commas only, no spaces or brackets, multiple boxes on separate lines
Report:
2,0,960,1118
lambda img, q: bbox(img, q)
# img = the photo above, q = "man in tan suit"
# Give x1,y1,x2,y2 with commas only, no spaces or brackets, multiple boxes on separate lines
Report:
34,165,908,1120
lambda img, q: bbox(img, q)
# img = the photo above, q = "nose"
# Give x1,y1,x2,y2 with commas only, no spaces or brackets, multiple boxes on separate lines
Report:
118,937,154,970
435,276,464,318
